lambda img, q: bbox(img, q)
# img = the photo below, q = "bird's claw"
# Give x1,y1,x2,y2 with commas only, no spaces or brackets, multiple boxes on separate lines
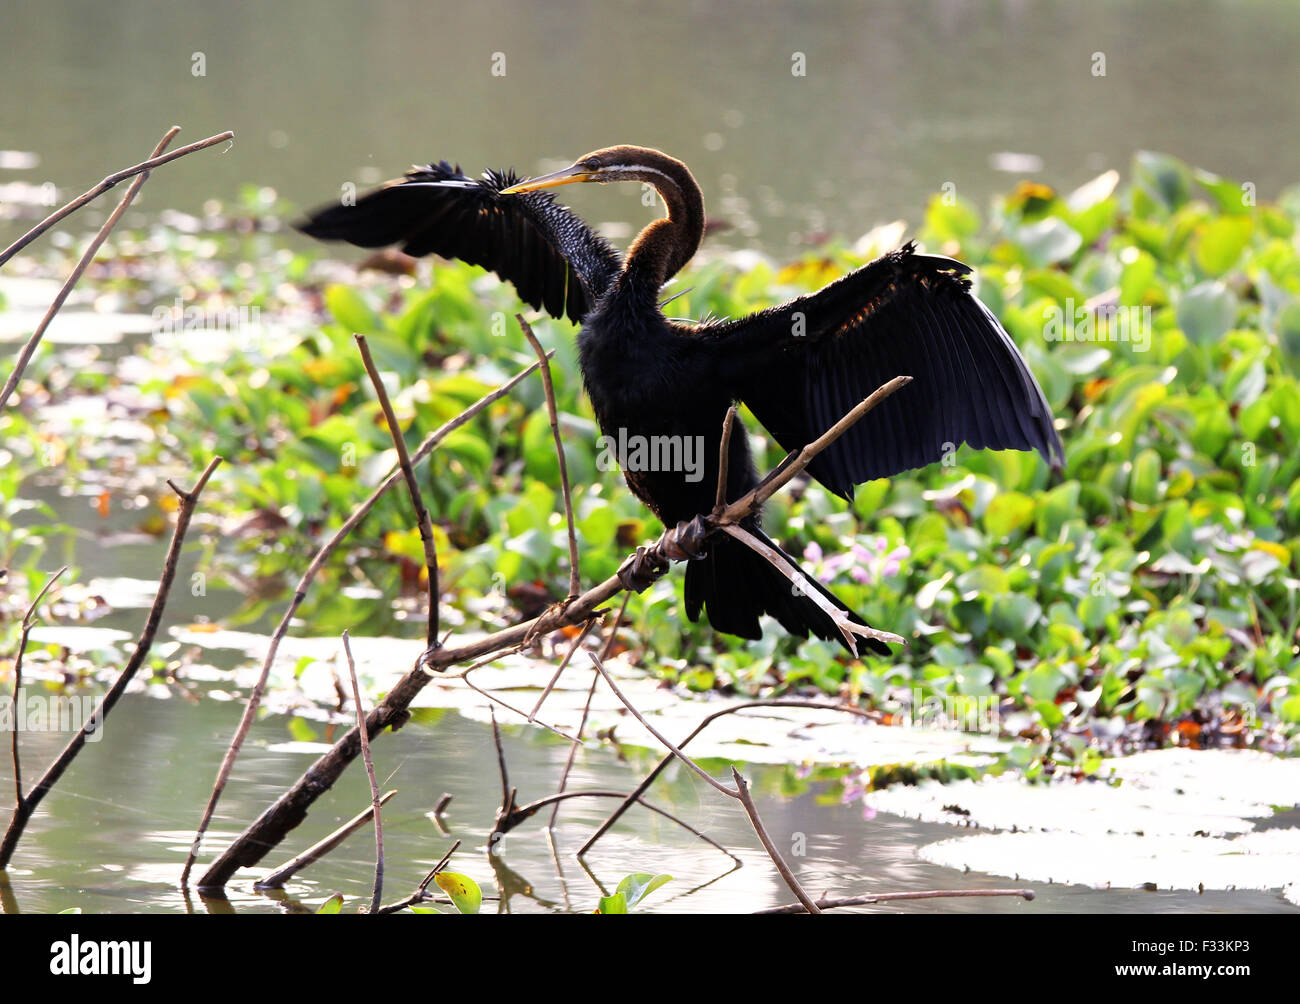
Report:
617,546,670,593
661,516,711,561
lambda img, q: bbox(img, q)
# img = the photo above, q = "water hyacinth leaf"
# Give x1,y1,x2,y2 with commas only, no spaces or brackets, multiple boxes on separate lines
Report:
316,893,345,915
984,491,1035,539
922,192,981,243
615,873,673,909
324,284,381,334
434,872,482,914
597,892,628,914
1177,281,1237,344
1133,151,1193,213
1023,663,1070,702
1193,169,1253,215
1018,217,1083,266
1119,249,1157,306
991,593,1042,640
1193,216,1252,277
1128,449,1163,505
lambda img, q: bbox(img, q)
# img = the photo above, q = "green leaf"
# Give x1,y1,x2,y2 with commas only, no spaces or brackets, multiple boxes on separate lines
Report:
597,892,628,914
1119,250,1157,306
1193,216,1252,277
985,491,1036,539
1177,281,1237,344
316,893,345,914
1129,449,1163,505
1018,218,1083,266
1193,169,1253,215
1133,151,1192,213
324,284,381,334
435,872,482,914
616,872,673,909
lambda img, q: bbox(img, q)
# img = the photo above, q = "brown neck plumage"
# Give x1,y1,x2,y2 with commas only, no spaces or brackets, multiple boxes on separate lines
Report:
619,149,705,289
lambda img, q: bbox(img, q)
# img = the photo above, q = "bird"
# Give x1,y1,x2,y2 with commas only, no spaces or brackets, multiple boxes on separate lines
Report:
297,145,1063,657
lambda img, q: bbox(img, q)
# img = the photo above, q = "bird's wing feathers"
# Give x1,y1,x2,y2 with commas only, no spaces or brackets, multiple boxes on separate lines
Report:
700,242,1063,499
296,162,622,324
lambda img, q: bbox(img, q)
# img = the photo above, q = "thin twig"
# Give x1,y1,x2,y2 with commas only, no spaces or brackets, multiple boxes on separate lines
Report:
579,698,873,856
731,767,821,914
0,457,221,868
755,887,1037,915
549,592,629,829
586,653,739,799
721,375,912,522
517,315,580,599
9,567,68,805
1,129,232,411
489,707,514,824
254,790,397,890
715,404,738,511
375,839,461,914
355,333,441,648
495,788,736,860
341,631,384,913
0,129,234,267
459,670,581,743
185,358,546,887
723,522,903,654
527,618,598,722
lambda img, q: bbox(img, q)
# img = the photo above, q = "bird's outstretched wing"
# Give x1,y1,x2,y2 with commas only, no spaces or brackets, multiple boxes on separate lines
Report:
296,162,623,324
697,243,1063,499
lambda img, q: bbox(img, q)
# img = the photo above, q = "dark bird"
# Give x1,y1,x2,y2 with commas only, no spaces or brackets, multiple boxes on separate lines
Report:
298,146,1063,656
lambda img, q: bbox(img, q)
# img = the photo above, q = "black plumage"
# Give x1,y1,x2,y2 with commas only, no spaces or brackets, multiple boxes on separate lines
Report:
297,145,1063,656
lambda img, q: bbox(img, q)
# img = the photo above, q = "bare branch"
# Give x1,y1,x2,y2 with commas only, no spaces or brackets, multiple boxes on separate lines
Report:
586,653,739,799
254,790,397,890
517,315,581,599
731,767,821,914
184,358,546,887
0,456,221,868
9,567,69,805
755,887,1036,915
722,522,904,654
355,333,440,648
528,618,598,723
197,379,907,888
721,374,913,522
580,698,873,856
341,631,384,913
0,128,234,267
714,404,738,511
1,129,234,411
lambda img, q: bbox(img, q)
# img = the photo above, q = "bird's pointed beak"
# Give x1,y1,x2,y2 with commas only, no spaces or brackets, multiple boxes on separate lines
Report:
501,164,598,195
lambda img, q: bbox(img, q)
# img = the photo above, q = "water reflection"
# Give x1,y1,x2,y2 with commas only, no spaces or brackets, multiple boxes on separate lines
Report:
1,698,1293,913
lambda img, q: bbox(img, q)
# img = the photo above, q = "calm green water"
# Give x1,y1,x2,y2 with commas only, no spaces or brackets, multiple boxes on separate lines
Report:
3,0,1299,256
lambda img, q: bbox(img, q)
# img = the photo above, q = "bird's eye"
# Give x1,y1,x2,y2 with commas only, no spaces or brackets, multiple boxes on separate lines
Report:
581,159,600,173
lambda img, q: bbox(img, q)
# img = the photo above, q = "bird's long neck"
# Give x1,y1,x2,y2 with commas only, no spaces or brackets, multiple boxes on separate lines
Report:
622,154,705,291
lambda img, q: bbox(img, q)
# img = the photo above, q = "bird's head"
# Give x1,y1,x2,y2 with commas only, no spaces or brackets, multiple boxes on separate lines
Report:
501,146,687,194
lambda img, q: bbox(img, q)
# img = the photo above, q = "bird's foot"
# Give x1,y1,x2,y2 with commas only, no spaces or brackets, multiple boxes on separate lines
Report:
660,516,711,561
617,546,670,593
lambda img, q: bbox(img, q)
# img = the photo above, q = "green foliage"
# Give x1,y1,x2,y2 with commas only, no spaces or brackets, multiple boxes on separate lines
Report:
6,154,1299,759
434,872,482,914
596,873,672,913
